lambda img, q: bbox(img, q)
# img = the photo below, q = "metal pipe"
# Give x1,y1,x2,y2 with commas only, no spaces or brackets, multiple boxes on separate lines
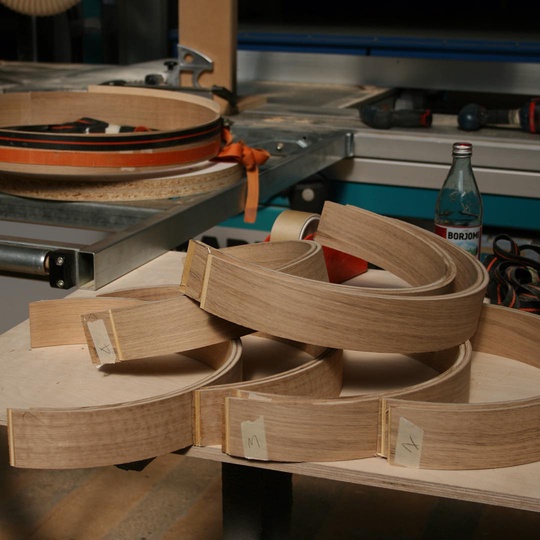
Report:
0,242,49,276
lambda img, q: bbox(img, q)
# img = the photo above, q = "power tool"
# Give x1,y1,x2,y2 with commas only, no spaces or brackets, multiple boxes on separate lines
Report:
360,106,432,129
458,98,540,133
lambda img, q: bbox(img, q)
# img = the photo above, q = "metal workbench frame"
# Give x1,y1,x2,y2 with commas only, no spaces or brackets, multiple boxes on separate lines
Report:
0,126,353,290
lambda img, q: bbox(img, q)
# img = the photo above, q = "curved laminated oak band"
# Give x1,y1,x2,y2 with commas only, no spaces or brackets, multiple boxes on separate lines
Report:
224,304,540,469
183,202,488,353
194,339,344,447
0,86,222,174
385,303,540,470
7,339,243,469
29,297,148,348
224,343,471,462
82,240,329,365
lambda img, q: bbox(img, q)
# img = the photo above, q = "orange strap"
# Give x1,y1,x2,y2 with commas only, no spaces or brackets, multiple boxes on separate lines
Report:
214,129,270,223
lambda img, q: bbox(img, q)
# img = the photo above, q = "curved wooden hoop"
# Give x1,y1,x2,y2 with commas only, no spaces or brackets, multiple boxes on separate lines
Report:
223,342,472,462
182,202,488,353
82,240,329,365
7,339,243,469
223,304,540,469
194,338,344,447
384,304,540,470
0,86,222,175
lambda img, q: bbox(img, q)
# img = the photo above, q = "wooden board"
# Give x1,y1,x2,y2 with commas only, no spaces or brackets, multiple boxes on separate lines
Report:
1,250,539,511
0,161,242,202
178,0,237,99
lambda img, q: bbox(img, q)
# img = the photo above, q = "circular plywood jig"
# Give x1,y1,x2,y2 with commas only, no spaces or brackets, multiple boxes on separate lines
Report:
0,160,242,201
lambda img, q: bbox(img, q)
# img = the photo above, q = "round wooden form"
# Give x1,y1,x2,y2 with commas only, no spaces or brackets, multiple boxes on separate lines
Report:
0,161,242,202
181,202,489,354
194,339,344,447
223,303,540,470
10,293,343,469
6,339,243,469
0,85,222,179
80,240,329,365
223,343,472,462
385,303,540,470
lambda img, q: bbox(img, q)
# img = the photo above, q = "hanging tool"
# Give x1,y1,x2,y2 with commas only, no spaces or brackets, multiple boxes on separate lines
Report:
458,98,540,133
360,105,432,129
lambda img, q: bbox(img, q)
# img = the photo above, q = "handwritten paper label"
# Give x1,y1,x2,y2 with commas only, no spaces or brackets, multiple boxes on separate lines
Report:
241,416,268,460
87,319,116,364
395,417,424,468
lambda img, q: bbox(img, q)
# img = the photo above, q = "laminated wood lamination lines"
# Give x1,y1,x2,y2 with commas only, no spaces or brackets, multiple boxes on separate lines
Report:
82,240,328,365
183,202,488,353
0,86,222,178
385,304,540,470
7,340,243,469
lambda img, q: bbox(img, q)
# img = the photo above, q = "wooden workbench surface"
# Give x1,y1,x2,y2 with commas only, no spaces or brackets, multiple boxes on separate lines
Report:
0,250,538,513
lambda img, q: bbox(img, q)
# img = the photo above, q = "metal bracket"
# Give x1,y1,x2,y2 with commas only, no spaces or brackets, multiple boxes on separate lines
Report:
167,45,214,88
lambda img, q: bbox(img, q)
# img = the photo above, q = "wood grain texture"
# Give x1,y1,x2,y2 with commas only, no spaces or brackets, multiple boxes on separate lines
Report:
29,297,146,347
7,340,242,469
0,86,222,179
385,304,540,470
82,240,328,365
178,0,237,106
184,203,488,353
181,238,328,302
223,343,471,462
194,338,343,446
81,295,250,365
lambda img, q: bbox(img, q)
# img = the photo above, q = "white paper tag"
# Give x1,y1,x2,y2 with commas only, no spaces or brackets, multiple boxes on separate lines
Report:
394,417,424,468
87,318,117,364
241,416,269,460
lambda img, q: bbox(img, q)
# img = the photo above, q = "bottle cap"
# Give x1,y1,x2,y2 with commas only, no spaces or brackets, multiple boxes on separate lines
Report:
452,142,472,156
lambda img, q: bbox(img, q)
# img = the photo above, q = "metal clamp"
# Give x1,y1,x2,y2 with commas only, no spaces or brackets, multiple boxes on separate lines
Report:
165,45,214,88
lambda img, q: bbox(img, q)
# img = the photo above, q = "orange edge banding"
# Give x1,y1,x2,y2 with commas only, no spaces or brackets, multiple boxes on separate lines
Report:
0,139,221,168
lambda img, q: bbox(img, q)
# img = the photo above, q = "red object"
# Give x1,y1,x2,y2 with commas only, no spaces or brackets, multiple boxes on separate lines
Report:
264,232,368,284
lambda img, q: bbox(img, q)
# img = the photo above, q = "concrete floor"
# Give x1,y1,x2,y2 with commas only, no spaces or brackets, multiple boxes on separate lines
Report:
1,429,539,540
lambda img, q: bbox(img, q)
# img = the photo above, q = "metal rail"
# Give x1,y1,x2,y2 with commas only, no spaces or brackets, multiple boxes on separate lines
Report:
0,128,353,290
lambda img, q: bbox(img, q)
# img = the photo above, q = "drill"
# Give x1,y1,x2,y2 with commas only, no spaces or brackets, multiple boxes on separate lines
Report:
458,98,540,133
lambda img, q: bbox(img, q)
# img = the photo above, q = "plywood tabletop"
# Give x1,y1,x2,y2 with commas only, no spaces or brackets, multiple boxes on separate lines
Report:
0,250,538,512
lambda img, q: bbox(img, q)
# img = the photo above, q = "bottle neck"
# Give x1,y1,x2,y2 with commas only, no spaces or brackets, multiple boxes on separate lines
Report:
447,155,475,187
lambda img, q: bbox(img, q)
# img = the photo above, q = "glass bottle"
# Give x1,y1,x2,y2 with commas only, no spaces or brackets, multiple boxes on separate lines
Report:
434,142,483,258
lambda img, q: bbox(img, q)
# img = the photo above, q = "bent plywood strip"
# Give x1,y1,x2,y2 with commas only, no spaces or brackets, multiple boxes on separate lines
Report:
385,304,540,470
184,202,488,353
29,297,146,348
7,339,242,469
194,337,343,446
82,295,251,365
223,343,471,462
0,85,222,179
83,240,328,365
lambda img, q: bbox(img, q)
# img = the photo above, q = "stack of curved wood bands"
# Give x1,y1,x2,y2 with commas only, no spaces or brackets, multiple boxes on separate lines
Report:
0,85,245,201
9,202,540,471
178,202,539,470
7,241,338,469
